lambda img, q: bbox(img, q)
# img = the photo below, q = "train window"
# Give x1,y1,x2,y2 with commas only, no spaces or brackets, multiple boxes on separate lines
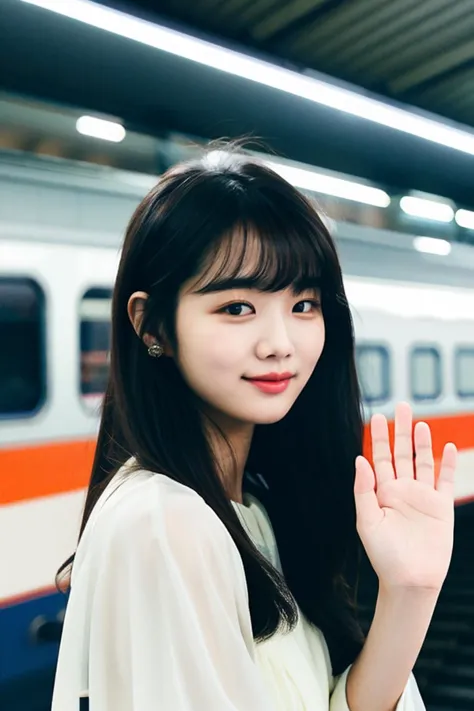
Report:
80,288,112,399
356,345,390,404
410,347,442,401
0,278,45,416
455,348,474,398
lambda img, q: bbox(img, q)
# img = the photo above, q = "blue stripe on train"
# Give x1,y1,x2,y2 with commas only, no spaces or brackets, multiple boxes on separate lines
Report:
0,590,65,685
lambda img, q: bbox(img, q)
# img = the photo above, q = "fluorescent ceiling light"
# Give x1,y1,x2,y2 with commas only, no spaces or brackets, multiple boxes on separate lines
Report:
400,196,454,223
19,0,474,157
76,115,126,142
455,209,474,230
413,236,452,256
267,160,390,207
206,150,390,207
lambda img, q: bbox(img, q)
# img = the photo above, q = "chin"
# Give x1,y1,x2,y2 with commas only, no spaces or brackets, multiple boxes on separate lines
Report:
242,404,294,425
253,413,288,425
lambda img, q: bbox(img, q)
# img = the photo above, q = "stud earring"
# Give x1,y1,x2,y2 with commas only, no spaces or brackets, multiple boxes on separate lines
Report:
147,343,164,358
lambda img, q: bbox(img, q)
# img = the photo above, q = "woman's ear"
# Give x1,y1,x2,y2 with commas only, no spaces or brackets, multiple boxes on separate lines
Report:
127,291,172,355
127,291,149,339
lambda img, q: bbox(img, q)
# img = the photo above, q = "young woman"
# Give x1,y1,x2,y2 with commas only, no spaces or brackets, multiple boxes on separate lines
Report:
52,146,457,711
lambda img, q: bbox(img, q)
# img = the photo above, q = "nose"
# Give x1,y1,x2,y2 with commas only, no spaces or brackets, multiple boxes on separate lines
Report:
255,315,295,361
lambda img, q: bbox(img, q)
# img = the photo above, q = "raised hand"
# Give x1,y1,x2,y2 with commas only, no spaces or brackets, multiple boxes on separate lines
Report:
354,402,457,592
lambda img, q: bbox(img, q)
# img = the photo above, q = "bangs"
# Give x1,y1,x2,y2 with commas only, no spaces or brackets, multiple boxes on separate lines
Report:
191,209,326,297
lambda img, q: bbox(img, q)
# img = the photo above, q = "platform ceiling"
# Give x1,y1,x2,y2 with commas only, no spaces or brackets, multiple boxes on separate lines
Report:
3,0,474,207
120,0,474,130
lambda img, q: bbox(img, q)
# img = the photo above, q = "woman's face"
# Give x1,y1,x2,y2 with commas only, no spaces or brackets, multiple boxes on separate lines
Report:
174,235,325,428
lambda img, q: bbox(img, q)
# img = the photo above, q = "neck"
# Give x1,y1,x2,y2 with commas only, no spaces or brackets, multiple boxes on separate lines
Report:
203,411,254,504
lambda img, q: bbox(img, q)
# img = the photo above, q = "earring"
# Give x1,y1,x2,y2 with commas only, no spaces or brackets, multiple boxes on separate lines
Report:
147,343,163,358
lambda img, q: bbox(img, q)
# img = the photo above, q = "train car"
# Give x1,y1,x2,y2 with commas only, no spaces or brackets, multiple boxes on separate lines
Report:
1,151,473,709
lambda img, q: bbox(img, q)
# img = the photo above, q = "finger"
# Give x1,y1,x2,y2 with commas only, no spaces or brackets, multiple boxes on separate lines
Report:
394,402,414,479
414,421,434,487
436,443,457,497
371,413,395,486
354,456,382,530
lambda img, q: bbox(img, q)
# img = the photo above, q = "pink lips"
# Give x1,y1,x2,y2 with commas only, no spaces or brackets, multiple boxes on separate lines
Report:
244,372,294,394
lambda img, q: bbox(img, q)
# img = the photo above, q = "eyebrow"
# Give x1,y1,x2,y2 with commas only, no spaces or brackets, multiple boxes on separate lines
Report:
193,276,322,295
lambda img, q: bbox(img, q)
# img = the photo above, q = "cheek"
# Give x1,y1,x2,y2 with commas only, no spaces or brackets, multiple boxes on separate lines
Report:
176,318,243,374
302,321,325,364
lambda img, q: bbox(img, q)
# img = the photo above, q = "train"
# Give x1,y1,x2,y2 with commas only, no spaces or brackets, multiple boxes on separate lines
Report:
1,150,474,708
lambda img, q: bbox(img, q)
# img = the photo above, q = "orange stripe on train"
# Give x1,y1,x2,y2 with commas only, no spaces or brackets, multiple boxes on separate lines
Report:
0,438,96,505
362,412,474,463
1,412,473,506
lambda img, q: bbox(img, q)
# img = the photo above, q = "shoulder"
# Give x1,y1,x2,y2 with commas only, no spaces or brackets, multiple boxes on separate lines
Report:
87,468,241,573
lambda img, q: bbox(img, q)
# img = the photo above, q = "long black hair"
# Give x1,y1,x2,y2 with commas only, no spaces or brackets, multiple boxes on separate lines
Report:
59,144,365,674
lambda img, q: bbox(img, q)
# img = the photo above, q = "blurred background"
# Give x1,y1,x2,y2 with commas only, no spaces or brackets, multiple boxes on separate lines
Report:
1,1,474,709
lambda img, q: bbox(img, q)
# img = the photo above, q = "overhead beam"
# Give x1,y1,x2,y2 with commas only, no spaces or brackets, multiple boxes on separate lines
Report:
390,39,474,93
251,0,328,40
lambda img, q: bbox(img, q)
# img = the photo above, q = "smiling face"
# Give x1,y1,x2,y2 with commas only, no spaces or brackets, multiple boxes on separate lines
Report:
174,230,325,430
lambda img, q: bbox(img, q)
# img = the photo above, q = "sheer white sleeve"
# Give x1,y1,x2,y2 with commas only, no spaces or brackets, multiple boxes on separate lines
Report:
84,481,274,710
326,635,426,711
329,666,425,711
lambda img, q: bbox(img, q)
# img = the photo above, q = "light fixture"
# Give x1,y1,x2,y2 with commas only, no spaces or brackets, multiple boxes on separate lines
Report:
455,208,474,230
400,196,454,223
205,150,390,207
413,236,452,256
19,0,474,157
76,115,126,142
266,160,390,207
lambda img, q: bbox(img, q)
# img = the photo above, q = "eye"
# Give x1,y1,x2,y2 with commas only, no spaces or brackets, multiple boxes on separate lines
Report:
294,299,321,314
220,302,254,317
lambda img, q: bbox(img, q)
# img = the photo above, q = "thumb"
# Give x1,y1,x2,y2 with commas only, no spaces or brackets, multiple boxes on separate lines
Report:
354,456,382,531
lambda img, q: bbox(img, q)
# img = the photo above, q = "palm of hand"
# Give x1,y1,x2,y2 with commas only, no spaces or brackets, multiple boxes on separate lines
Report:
355,403,457,592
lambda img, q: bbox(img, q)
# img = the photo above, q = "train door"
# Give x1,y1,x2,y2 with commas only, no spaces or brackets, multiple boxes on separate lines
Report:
0,238,117,707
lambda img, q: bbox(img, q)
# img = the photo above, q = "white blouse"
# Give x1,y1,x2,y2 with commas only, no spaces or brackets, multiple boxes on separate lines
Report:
51,462,425,710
